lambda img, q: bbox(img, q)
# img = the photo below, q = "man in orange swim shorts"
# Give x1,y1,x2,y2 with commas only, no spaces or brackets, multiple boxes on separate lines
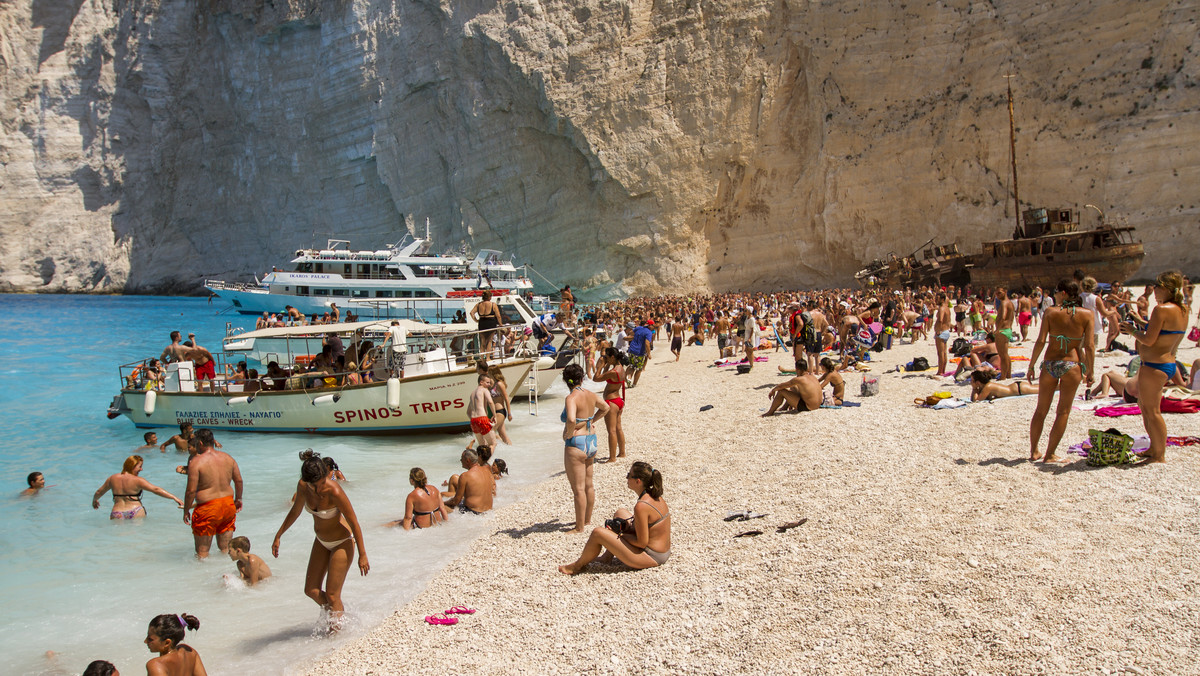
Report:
183,429,243,559
466,373,498,447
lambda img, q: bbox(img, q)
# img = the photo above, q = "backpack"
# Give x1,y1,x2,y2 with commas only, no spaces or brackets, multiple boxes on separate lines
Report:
800,312,816,344
951,337,971,357
906,357,930,372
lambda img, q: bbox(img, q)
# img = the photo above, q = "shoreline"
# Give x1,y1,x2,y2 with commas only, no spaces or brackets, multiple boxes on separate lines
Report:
304,324,1200,674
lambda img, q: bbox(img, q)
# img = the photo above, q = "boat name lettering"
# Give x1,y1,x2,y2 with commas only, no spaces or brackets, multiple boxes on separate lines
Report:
286,273,333,280
427,381,466,392
408,398,465,415
334,407,403,424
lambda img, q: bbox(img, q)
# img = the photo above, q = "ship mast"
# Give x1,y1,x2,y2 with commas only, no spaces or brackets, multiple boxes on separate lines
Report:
1005,74,1021,237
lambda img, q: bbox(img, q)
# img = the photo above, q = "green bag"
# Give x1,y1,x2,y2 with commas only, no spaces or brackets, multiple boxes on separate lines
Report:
1086,428,1135,466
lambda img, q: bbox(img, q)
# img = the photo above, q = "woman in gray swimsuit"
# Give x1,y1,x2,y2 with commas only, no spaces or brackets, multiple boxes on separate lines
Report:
273,450,369,630
559,461,671,574
92,454,183,519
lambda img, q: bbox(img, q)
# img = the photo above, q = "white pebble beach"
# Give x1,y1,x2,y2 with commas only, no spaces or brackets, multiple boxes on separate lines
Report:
306,316,1200,675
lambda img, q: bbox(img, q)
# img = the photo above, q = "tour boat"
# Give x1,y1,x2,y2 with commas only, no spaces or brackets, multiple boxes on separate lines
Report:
108,322,535,434
204,232,535,319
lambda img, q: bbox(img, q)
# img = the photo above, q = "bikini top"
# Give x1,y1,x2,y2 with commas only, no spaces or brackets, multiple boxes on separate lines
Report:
1158,329,1185,335
560,388,595,430
113,490,143,502
305,502,340,519
639,495,669,527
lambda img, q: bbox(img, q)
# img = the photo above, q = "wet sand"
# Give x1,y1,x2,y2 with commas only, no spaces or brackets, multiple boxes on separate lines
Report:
306,321,1200,674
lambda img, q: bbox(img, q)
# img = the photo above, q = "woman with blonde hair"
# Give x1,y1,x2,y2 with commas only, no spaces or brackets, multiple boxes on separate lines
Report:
487,364,514,445
92,455,183,519
395,467,447,529
1120,271,1189,463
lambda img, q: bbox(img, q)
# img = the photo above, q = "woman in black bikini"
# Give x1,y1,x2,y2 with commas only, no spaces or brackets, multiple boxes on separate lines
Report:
487,365,514,445
1120,271,1189,463
559,461,671,575
395,467,448,530
470,290,505,356
92,455,183,519
970,370,1040,401
273,450,369,630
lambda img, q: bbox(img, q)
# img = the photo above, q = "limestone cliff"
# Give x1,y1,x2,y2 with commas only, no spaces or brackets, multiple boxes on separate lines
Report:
2,0,1197,296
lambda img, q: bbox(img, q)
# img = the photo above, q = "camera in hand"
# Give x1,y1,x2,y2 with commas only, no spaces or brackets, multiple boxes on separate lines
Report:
604,518,629,534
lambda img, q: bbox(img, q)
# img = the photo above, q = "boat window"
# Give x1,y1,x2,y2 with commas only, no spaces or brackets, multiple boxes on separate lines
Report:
332,289,348,297
415,290,432,298
1053,240,1066,253
352,290,370,298
313,288,330,296
499,305,524,324
315,263,324,273
399,290,413,298
344,264,352,275
375,290,393,298
297,286,309,295
298,263,313,273
358,264,370,276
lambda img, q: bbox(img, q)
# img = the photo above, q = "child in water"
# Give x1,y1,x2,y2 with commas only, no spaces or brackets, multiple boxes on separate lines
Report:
227,536,272,585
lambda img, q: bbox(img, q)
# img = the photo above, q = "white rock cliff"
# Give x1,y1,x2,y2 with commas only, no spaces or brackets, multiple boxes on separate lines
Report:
1,0,1197,295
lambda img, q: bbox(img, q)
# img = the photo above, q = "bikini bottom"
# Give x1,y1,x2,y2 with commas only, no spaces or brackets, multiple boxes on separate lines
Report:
1142,361,1177,380
565,434,599,459
643,545,671,566
1041,360,1079,380
316,535,353,550
111,505,145,519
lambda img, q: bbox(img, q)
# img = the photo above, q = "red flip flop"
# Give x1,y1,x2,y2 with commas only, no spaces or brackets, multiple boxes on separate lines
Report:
446,606,477,615
424,613,458,626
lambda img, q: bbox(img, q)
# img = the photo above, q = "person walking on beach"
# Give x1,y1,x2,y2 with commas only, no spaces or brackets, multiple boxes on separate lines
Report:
627,320,653,386
143,613,206,676
1120,271,1189,464
273,450,369,632
1027,280,1095,463
183,429,243,559
93,455,183,519
558,461,671,574
561,364,609,533
994,288,1015,379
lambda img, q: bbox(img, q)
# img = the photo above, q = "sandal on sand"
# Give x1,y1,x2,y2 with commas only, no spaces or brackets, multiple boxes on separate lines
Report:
733,530,763,538
446,606,476,615
777,518,809,533
425,613,458,626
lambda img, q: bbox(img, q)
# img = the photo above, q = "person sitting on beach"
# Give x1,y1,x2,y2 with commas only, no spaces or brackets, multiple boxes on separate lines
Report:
763,359,822,415
970,370,1040,401
817,357,845,406
952,333,1001,380
558,461,671,575
395,467,448,530
143,613,206,676
442,448,494,515
227,536,272,585
93,455,184,519
20,471,47,496
1090,361,1141,403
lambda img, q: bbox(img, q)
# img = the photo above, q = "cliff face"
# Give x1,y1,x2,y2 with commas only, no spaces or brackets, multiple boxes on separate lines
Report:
2,0,1197,296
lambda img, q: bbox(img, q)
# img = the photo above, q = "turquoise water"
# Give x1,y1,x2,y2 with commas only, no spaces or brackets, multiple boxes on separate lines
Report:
0,295,568,675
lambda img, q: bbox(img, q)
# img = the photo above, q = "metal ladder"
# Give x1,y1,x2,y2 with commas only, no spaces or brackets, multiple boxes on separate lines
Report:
526,357,539,416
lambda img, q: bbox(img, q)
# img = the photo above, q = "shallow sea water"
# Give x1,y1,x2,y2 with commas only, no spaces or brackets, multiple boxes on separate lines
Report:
0,295,569,675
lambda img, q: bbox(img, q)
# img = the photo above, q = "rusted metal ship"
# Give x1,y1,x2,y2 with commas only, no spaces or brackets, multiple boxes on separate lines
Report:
855,79,1146,290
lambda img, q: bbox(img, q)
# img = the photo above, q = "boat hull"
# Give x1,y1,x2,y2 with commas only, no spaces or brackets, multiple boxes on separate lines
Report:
967,242,1145,289
113,361,533,434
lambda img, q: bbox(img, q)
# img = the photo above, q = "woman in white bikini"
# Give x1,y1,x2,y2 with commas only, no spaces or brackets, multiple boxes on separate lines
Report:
559,461,671,574
273,450,369,629
92,455,183,519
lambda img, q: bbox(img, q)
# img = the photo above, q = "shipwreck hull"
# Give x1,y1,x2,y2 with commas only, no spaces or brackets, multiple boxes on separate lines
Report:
967,242,1145,290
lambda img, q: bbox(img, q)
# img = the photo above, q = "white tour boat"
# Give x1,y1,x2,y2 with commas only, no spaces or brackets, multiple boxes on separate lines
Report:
108,322,535,434
204,233,534,320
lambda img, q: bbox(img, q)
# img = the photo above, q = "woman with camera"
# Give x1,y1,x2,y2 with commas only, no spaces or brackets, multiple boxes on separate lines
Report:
558,461,670,574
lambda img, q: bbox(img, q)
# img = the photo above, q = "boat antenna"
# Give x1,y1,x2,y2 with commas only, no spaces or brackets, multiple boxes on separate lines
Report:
1005,74,1021,237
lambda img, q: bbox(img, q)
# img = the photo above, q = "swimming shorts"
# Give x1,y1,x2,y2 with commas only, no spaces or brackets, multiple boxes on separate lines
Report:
970,313,982,325
191,495,236,537
805,338,822,354
457,503,483,516
629,354,648,370
195,360,216,380
671,336,682,351
1018,311,1033,326
470,416,493,435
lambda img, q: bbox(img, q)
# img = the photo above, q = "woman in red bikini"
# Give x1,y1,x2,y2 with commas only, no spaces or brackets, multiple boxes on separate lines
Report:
593,347,627,462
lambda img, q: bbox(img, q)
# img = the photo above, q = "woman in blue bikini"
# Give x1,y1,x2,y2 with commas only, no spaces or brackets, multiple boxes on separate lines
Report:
1027,279,1095,462
561,364,610,534
1120,272,1188,464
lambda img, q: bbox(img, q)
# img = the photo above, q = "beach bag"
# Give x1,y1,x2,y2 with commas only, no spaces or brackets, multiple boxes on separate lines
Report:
860,375,879,397
1086,428,1135,466
951,337,972,357
906,357,930,372
1188,326,1200,342
915,391,953,407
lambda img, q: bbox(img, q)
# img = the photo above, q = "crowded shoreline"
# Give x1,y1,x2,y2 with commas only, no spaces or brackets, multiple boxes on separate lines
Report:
299,281,1199,675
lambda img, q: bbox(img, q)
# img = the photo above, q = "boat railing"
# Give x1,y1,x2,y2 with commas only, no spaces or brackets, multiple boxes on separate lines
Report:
205,279,263,292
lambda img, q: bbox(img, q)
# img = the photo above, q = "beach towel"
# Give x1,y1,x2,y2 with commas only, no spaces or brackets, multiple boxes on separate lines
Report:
1094,397,1200,417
